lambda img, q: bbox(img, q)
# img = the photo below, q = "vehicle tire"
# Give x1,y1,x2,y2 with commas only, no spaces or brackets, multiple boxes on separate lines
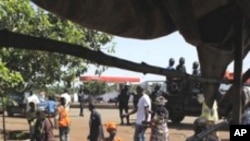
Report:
170,114,185,123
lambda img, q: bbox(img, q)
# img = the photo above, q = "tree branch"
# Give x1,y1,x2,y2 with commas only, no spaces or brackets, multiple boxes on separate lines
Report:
0,29,231,84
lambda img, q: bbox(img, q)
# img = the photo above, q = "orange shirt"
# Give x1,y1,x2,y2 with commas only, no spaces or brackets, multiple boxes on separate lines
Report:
57,105,70,127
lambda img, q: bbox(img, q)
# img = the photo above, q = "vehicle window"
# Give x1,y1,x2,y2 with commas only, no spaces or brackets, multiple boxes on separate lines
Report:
7,94,24,103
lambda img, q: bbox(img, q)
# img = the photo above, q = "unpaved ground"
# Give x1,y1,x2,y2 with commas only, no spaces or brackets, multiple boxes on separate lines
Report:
0,108,229,141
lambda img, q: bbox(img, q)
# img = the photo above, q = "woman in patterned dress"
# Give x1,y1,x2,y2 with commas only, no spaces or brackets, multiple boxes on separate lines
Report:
149,96,169,141
34,110,54,141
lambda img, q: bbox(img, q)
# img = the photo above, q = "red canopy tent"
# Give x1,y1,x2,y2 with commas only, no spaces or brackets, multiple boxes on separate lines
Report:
79,75,140,83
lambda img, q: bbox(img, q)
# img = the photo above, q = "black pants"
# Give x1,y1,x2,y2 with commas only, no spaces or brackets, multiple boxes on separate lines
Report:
47,112,56,128
151,105,156,120
119,105,129,124
79,102,84,116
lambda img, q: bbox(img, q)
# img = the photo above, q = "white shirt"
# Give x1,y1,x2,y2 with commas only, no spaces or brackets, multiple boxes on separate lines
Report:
39,95,46,102
60,93,71,111
218,84,232,95
136,94,151,125
24,94,40,112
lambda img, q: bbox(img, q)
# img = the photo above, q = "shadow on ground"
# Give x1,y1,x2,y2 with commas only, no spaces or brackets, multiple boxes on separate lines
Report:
118,121,229,132
1,130,29,140
168,122,229,131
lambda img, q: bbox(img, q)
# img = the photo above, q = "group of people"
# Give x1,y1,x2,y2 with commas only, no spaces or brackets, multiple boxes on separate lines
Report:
23,84,227,141
25,89,71,141
166,57,201,76
117,83,223,141
24,89,125,141
114,83,169,141
114,82,222,141
109,57,233,141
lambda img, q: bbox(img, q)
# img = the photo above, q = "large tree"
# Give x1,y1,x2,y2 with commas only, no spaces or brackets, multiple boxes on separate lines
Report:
0,0,114,91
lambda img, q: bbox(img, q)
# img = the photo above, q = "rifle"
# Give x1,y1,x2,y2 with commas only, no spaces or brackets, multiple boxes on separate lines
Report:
189,120,229,141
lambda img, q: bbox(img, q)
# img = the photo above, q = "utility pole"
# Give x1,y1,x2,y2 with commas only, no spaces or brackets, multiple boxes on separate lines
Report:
232,18,244,124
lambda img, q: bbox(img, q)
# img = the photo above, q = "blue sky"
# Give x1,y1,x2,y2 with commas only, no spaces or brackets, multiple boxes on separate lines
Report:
85,31,250,82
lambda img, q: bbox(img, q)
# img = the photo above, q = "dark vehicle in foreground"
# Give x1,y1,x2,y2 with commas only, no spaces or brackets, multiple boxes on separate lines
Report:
165,78,204,123
6,93,26,117
5,93,49,117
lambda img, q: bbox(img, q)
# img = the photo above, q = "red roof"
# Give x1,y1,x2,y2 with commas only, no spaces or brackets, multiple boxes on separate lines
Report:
79,75,140,83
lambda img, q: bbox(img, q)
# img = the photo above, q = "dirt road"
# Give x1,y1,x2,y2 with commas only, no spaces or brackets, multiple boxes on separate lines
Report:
1,108,229,141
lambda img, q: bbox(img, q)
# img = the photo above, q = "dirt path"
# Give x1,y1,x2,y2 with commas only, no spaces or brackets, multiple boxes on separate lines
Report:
0,108,229,141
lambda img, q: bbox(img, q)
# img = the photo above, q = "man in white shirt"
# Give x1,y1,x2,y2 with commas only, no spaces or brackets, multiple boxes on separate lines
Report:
60,89,71,111
23,91,40,113
123,83,151,141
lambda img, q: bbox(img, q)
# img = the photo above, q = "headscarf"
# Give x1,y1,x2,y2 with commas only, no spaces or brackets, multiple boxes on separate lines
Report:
154,96,168,106
104,122,117,132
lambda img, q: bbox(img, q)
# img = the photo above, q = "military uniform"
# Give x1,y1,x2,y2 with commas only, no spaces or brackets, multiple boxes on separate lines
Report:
117,88,131,125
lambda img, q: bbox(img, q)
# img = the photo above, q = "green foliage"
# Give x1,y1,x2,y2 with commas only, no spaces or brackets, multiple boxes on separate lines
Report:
0,0,114,91
0,62,23,95
0,62,23,110
83,81,109,95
